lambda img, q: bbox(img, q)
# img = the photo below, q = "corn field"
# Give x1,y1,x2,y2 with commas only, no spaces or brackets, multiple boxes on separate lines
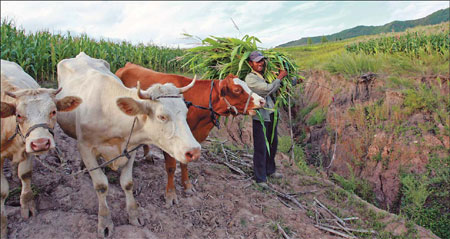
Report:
1,19,188,85
345,31,450,57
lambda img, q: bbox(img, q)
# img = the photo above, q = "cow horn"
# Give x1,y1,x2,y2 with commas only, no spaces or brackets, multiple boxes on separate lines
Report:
179,75,197,93
52,87,63,96
5,91,17,99
136,81,149,99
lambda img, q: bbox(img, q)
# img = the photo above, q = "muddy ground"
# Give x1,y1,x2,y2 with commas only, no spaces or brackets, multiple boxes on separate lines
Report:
3,123,437,239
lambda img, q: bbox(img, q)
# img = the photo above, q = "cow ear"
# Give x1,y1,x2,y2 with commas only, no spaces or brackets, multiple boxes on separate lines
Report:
219,80,228,97
116,97,145,116
56,96,83,112
0,101,16,118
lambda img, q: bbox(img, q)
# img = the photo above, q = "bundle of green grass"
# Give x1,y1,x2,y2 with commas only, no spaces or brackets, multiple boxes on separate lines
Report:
182,34,303,107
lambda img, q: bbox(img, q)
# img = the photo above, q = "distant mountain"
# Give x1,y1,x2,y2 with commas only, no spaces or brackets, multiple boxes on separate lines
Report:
277,7,449,48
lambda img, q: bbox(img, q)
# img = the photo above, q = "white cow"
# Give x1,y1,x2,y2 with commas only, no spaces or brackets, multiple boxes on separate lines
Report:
1,60,82,239
56,52,201,237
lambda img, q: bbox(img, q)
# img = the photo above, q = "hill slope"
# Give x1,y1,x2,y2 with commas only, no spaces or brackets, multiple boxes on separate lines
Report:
277,7,449,47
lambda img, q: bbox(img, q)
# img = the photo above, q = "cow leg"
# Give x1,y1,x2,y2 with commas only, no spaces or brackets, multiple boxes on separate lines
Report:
1,159,9,239
119,151,143,226
164,153,178,206
79,145,113,238
142,145,154,164
18,154,37,219
180,163,195,195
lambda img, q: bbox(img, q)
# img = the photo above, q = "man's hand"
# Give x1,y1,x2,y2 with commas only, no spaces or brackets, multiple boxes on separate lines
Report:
277,70,288,80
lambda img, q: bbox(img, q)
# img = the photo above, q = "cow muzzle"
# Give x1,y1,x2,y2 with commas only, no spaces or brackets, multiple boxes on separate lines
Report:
24,126,55,154
252,94,265,109
257,98,266,108
30,138,51,152
185,147,201,163
247,96,265,116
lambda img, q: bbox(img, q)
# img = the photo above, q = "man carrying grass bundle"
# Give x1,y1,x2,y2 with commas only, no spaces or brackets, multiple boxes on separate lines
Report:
245,51,288,189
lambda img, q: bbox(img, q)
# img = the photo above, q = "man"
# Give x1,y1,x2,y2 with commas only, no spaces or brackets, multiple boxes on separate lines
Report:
245,51,288,188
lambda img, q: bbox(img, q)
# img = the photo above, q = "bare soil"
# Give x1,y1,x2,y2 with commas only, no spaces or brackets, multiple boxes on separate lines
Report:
3,122,438,239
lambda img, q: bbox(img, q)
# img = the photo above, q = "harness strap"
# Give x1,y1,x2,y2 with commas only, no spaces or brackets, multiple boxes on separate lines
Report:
153,95,182,100
7,122,53,142
222,97,238,115
80,117,142,174
183,79,254,129
209,80,220,128
221,88,253,116
25,123,54,138
7,124,24,141
242,91,252,115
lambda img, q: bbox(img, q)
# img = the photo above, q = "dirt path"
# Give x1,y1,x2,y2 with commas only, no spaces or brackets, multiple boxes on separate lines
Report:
3,124,437,239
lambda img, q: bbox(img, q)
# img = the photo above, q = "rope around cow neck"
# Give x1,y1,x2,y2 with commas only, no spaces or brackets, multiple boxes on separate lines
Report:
183,80,221,128
72,116,144,176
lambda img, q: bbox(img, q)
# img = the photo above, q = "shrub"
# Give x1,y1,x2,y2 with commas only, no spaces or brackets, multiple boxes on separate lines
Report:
307,107,327,126
332,164,377,204
399,155,450,238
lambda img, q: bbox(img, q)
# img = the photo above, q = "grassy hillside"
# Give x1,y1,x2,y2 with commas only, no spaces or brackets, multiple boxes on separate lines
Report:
278,7,449,47
275,22,449,76
278,22,449,238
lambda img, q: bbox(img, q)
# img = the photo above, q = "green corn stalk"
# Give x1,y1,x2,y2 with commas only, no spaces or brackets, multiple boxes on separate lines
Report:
1,19,189,86
346,30,449,57
256,111,271,155
182,33,304,155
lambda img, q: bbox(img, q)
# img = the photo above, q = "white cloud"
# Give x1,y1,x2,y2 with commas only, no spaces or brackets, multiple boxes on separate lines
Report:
288,1,320,13
1,1,448,49
388,1,449,22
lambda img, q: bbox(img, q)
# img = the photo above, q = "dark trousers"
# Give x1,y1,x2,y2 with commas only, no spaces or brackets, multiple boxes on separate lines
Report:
252,114,278,183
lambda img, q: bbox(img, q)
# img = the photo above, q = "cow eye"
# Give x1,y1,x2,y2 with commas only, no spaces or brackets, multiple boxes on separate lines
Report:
50,110,56,117
233,88,242,94
16,113,25,121
157,115,168,122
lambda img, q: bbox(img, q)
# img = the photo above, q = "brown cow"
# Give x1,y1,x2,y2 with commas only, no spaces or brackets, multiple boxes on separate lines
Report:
116,62,265,205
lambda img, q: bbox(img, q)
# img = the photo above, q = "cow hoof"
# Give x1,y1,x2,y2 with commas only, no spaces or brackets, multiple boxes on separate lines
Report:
1,218,7,239
164,192,178,208
20,200,37,219
128,208,145,227
144,155,154,164
130,216,145,227
98,216,114,238
184,186,196,196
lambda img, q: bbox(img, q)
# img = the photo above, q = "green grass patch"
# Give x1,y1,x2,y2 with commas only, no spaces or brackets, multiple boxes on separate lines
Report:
276,40,350,71
399,155,450,238
307,107,327,126
331,164,377,205
324,52,382,78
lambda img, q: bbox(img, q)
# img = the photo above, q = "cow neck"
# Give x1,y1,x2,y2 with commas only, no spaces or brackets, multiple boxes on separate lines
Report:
111,87,147,144
181,79,221,128
125,115,147,145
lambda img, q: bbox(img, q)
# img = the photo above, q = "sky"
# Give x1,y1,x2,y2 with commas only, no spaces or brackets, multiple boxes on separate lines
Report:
1,1,448,49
